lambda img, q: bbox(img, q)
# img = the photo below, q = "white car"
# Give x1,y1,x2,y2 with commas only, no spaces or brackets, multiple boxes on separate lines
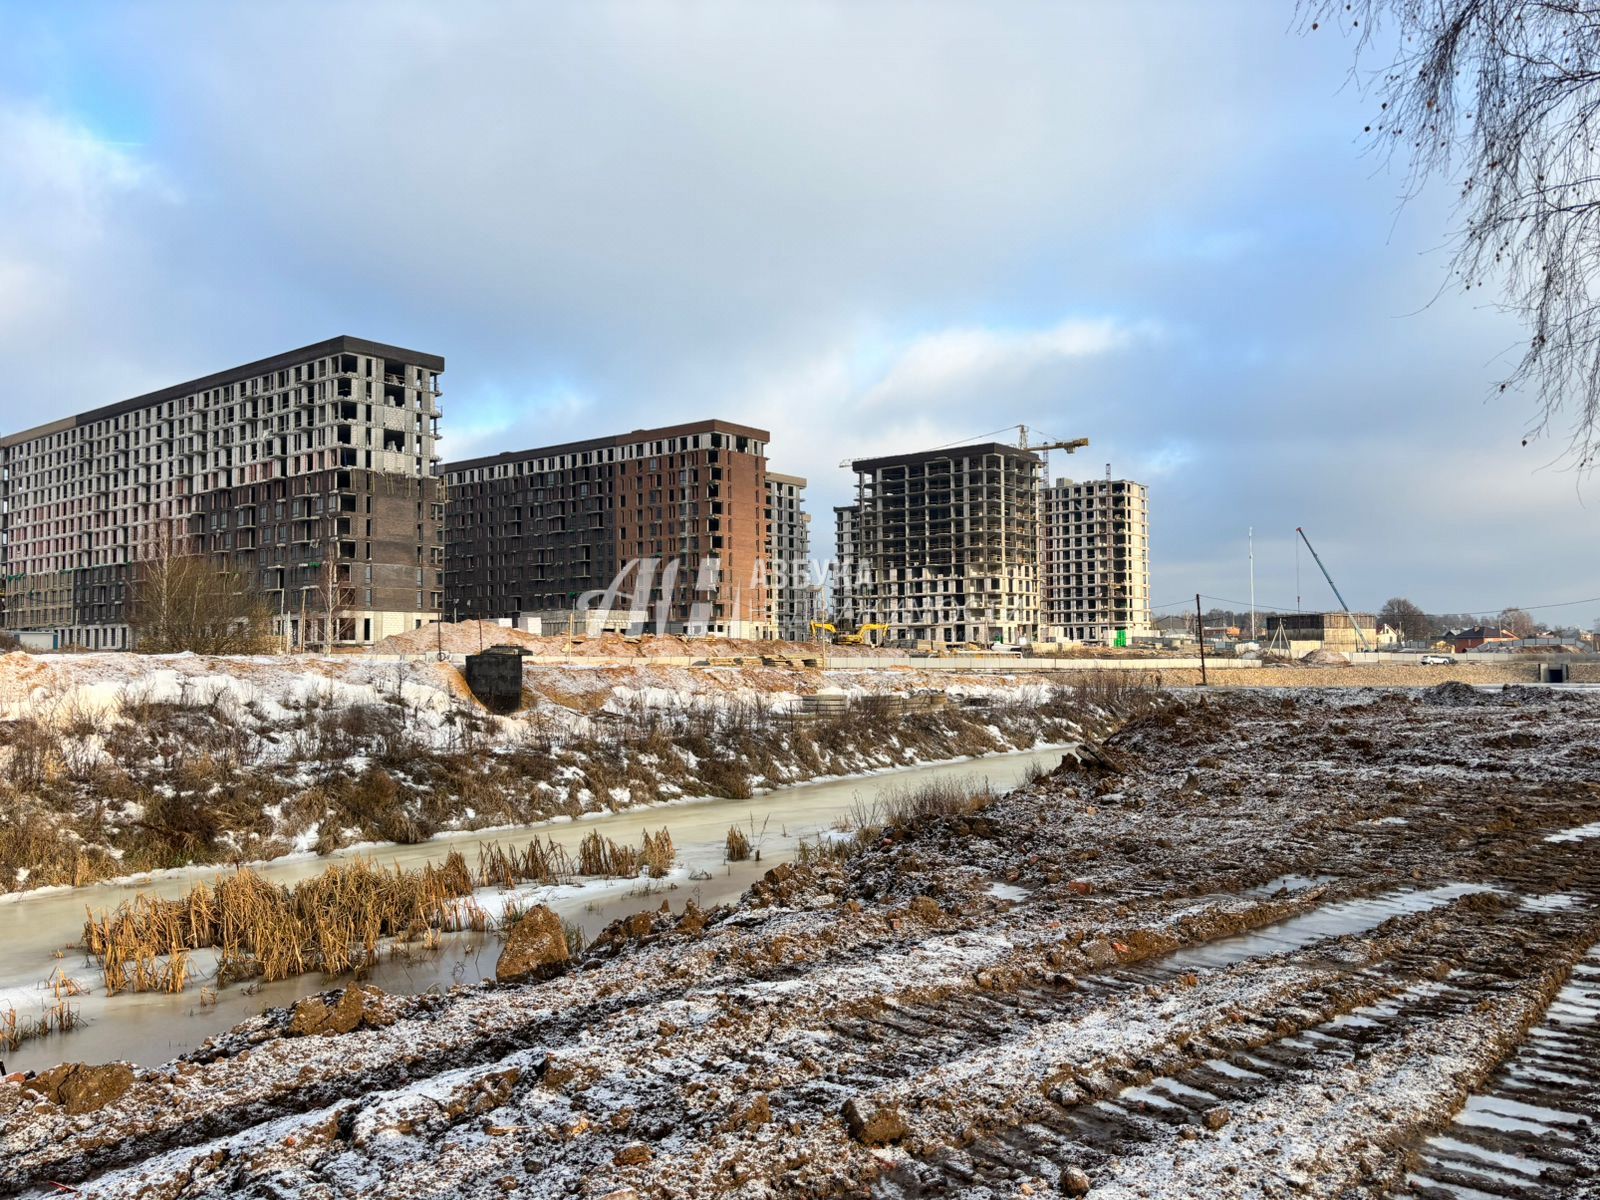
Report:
1420,654,1456,665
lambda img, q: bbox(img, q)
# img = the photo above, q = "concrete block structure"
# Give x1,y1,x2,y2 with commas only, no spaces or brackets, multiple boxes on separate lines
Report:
1040,476,1151,644
1264,610,1378,656
765,472,813,640
443,420,773,637
835,442,1044,646
0,336,444,649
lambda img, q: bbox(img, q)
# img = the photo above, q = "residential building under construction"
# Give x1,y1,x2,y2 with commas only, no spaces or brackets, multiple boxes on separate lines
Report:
765,472,812,640
442,419,773,637
0,335,445,649
1040,475,1151,644
835,442,1044,646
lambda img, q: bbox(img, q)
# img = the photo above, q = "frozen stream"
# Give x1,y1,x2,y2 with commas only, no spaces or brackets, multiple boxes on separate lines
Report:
0,744,1067,1074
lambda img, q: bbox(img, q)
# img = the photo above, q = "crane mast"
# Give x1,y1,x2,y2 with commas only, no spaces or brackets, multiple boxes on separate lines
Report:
1295,526,1370,652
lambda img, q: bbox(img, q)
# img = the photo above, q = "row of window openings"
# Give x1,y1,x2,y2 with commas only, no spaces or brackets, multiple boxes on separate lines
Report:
453,439,757,482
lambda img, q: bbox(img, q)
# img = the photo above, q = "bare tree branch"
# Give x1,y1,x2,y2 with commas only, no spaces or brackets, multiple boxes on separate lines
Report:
1307,0,1600,468
130,529,273,655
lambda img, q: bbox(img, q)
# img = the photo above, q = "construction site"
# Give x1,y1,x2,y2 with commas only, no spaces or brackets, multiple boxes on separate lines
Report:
1,678,1597,1199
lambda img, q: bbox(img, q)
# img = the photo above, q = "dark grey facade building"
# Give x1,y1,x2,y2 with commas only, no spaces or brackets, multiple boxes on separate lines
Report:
0,336,444,649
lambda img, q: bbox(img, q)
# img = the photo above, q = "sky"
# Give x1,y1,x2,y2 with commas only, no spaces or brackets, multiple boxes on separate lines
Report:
1,1,1596,627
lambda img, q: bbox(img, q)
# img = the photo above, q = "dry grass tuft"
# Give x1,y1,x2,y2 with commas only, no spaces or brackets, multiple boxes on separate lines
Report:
641,827,674,878
476,838,573,889
577,830,640,877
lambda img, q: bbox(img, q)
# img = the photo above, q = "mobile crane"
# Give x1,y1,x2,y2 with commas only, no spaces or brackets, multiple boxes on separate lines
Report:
1295,526,1371,652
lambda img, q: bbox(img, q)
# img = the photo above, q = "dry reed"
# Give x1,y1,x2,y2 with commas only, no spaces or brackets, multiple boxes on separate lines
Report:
641,828,674,878
1,994,80,1052
576,830,639,877
81,826,674,994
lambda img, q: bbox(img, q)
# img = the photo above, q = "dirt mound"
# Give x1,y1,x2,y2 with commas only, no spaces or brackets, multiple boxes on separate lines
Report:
1423,680,1488,706
373,620,863,661
1299,649,1351,666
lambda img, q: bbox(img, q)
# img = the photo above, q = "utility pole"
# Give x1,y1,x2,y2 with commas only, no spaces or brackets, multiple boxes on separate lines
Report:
1196,593,1208,686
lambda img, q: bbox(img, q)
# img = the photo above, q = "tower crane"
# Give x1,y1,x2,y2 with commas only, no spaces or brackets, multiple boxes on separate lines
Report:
838,425,1088,469
1295,526,1371,652
1015,424,1091,457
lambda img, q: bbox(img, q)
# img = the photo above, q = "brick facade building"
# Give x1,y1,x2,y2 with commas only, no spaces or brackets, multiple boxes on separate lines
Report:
443,420,773,636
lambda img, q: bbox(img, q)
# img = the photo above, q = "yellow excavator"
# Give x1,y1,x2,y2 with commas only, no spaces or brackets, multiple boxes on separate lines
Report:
809,621,890,646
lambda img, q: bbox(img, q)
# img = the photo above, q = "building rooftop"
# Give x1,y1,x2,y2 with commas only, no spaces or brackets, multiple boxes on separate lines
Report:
850,441,1041,473
1,335,444,449
444,418,771,475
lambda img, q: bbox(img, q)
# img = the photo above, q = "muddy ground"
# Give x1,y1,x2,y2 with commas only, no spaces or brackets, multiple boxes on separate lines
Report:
2,682,1597,1199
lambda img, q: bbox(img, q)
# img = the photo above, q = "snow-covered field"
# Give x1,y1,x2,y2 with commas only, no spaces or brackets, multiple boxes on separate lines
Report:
3,683,1598,1198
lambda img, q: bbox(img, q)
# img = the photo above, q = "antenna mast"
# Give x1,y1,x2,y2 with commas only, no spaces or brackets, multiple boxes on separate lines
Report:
1248,527,1256,641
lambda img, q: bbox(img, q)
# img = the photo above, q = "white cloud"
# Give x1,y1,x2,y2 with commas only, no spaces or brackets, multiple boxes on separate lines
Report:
860,317,1155,414
0,103,170,237
0,101,185,407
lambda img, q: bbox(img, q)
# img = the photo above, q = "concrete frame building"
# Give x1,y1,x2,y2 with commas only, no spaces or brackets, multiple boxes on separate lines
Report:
830,503,859,626
443,420,773,638
0,336,444,650
1040,476,1151,644
836,442,1043,646
765,472,813,640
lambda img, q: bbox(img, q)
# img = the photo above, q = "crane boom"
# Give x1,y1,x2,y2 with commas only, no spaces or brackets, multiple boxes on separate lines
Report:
838,428,1087,470
1295,527,1370,652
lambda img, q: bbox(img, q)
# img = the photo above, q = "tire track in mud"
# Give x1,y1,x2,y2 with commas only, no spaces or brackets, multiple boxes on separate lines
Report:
874,892,1599,1197
874,880,1600,1200
1400,945,1600,1200
0,877,1448,1196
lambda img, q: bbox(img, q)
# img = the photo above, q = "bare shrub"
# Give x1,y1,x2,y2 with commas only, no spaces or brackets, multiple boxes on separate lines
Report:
4,719,59,792
698,757,753,800
0,798,116,891
724,825,751,862
129,534,274,655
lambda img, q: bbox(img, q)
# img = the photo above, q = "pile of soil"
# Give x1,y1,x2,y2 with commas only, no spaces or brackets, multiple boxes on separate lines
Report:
1299,648,1351,666
373,621,903,660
